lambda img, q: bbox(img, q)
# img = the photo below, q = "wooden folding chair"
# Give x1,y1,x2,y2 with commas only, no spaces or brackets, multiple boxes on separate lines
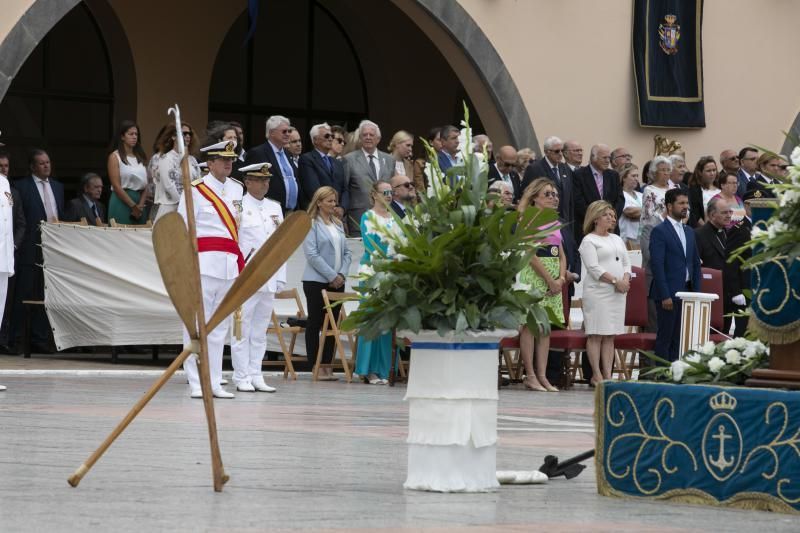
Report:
266,288,308,380
312,290,358,383
110,219,153,228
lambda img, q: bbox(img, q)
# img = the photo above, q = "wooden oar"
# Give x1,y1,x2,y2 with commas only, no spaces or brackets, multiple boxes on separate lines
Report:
207,211,311,331
67,209,311,490
152,212,200,336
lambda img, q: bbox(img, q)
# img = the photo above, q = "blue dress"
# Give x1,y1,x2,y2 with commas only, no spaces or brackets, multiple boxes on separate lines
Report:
355,210,395,379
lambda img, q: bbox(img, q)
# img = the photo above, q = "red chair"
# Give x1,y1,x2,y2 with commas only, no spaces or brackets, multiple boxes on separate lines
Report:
550,282,586,388
614,265,656,378
701,267,729,343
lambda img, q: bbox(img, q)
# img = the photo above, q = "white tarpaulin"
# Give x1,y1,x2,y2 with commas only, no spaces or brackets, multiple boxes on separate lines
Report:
40,223,362,351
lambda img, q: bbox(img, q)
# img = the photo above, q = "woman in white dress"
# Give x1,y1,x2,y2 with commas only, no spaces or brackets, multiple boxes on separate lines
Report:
107,120,149,224
150,122,200,221
618,164,643,248
579,201,631,384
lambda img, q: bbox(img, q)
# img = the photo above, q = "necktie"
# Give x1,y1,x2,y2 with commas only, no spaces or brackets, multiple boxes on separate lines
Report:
324,155,332,173
368,154,378,180
39,180,57,222
594,171,604,197
92,202,100,220
277,150,297,209
551,165,560,184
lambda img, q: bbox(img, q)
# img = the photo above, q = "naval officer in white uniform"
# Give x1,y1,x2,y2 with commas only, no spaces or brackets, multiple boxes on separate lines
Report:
0,170,12,392
178,140,244,399
230,162,287,393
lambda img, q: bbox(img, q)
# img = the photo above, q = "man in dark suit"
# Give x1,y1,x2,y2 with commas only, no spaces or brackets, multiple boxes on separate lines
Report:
298,123,347,213
719,149,743,196
487,145,522,203
737,147,759,194
563,140,583,171
726,190,755,337
389,174,415,219
437,125,461,173
244,115,300,214
343,120,394,236
0,151,25,353
747,153,780,199
573,144,623,240
522,136,574,224
11,149,64,352
649,189,702,362
64,173,106,224
694,197,734,333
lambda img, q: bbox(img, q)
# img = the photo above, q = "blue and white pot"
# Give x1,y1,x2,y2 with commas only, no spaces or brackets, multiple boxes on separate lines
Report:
399,329,515,492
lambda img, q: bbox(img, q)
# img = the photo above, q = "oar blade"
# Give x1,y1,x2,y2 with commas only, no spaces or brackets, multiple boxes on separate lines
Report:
152,212,200,337
207,211,311,331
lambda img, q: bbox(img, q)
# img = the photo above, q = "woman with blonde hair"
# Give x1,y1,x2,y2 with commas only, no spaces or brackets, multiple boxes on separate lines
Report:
387,130,415,178
578,201,630,384
516,178,565,392
302,186,352,380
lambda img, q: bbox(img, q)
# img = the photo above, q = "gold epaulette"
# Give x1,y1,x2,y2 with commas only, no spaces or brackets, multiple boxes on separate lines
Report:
191,178,203,186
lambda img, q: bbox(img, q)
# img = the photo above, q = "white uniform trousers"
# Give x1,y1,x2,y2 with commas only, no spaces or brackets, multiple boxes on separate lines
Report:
183,275,233,392
230,291,275,385
0,274,8,325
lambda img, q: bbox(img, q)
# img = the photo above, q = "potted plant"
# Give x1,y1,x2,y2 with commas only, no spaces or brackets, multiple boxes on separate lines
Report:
343,106,559,492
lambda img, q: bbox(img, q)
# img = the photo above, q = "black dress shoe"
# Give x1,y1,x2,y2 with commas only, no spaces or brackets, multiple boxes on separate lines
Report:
0,344,20,355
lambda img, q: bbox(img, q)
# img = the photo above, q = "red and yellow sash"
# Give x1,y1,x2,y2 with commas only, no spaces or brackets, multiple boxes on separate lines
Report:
195,182,238,242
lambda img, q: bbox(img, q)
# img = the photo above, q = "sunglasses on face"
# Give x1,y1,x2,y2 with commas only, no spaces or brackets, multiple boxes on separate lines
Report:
393,182,414,189
182,131,192,137
548,149,563,153
542,191,559,198
334,137,345,145
322,133,333,139
381,190,393,197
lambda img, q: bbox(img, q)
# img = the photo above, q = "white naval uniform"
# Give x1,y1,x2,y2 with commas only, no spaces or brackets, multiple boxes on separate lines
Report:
230,194,287,386
0,175,14,326
178,174,244,394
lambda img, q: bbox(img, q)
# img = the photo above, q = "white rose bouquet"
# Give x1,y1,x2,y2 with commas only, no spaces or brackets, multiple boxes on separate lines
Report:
643,338,769,385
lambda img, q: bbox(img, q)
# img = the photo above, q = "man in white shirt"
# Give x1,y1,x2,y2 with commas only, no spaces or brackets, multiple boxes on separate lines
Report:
230,162,286,394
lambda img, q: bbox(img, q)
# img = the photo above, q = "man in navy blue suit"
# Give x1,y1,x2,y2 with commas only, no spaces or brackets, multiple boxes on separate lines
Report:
437,125,461,173
649,189,702,362
11,149,64,351
244,115,300,214
298,123,347,213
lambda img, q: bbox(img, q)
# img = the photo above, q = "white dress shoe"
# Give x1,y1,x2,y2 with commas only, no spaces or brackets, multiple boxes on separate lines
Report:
220,378,229,386
368,373,381,385
212,389,235,399
190,388,202,399
252,377,276,393
0,384,6,391
236,381,256,393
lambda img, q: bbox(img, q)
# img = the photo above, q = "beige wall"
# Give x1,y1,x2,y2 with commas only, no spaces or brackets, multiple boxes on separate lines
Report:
457,0,800,162
1,0,799,163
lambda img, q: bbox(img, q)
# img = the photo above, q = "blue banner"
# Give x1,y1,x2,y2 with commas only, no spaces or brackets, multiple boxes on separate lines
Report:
596,381,800,514
633,0,705,127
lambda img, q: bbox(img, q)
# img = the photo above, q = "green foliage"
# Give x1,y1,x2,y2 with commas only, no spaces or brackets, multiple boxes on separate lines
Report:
342,104,558,339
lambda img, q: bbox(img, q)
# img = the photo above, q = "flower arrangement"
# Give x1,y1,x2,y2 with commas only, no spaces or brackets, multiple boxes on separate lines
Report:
739,146,800,265
342,105,560,340
644,338,769,385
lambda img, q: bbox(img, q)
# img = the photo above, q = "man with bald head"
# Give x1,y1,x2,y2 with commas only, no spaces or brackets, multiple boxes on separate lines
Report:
719,149,745,196
487,145,522,203
521,136,574,223
572,143,623,240
610,147,633,172
563,140,583,171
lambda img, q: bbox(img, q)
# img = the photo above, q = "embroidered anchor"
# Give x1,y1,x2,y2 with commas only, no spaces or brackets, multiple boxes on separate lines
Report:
709,424,734,471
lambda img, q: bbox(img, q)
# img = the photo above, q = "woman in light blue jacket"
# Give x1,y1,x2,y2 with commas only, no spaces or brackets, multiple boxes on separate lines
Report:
303,186,352,380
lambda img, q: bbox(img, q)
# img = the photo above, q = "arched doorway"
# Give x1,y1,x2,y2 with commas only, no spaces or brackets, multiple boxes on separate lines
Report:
208,0,488,150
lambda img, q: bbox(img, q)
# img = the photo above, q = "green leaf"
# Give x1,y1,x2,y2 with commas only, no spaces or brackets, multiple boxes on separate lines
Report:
405,306,421,332
475,275,495,295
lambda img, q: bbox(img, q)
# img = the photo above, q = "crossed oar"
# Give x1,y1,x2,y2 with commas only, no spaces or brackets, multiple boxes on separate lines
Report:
67,210,311,491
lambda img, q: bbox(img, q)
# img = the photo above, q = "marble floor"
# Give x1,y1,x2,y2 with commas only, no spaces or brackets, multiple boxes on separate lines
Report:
0,356,797,532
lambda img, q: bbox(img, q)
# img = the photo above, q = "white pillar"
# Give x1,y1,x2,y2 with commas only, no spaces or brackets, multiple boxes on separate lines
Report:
675,292,719,354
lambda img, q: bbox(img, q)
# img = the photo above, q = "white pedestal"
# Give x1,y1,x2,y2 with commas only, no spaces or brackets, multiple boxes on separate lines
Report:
400,329,513,492
675,291,719,354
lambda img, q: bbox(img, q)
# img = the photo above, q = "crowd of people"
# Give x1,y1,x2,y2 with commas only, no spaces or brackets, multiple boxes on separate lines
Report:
0,114,784,395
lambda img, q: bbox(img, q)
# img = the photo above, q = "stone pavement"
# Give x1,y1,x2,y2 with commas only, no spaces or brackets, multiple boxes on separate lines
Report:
0,357,798,531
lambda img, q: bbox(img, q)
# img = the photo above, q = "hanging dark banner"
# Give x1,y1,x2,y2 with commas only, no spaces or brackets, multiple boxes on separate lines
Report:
633,0,705,128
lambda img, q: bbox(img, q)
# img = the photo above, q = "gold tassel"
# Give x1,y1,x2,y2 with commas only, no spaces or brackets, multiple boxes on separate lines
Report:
233,307,243,340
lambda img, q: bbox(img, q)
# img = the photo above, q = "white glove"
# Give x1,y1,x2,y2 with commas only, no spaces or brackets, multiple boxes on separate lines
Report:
275,281,286,293
732,294,746,306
